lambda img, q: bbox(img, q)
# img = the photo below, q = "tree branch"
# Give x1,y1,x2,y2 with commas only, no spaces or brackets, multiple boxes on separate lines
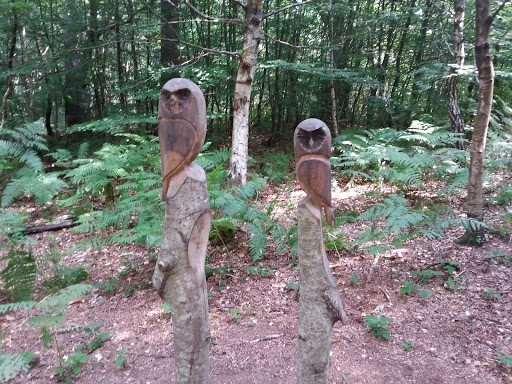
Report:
183,0,243,24
232,0,246,10
490,0,511,23
180,40,241,57
263,0,312,20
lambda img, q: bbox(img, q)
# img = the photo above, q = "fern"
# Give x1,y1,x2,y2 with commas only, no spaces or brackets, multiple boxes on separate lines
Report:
0,248,37,301
0,350,34,383
1,168,68,207
0,209,30,247
259,152,292,183
333,122,468,192
0,119,67,207
247,220,267,262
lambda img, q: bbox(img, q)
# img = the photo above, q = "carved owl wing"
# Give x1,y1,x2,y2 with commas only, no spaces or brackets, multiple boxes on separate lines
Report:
159,119,197,200
158,78,207,200
296,156,335,226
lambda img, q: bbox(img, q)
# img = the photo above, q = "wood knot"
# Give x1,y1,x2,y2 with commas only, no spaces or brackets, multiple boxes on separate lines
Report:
158,261,172,273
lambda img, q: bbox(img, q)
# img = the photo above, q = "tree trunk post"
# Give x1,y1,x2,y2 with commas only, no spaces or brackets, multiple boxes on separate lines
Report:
296,199,347,384
294,119,347,384
153,79,211,383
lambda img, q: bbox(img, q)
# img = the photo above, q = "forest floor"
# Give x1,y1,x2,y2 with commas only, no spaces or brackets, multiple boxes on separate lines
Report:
2,162,512,384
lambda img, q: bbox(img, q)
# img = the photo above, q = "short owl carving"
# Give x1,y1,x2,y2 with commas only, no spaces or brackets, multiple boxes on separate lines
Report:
158,78,207,200
294,118,335,226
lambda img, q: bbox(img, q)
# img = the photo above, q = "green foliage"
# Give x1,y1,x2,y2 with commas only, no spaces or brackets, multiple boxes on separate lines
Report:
479,288,502,301
245,265,275,277
0,284,94,315
0,350,34,383
159,302,172,318
402,340,413,352
399,281,430,298
0,248,37,302
332,122,466,192
229,308,242,323
115,349,128,368
324,225,351,254
258,152,292,184
497,351,512,367
0,284,93,382
411,269,442,285
0,120,66,207
348,273,359,285
364,315,394,340
354,194,444,252
0,209,30,246
54,350,91,383
82,322,110,353
445,275,468,291
61,133,163,249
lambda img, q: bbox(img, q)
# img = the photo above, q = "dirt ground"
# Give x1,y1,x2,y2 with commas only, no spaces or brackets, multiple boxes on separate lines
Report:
2,180,512,384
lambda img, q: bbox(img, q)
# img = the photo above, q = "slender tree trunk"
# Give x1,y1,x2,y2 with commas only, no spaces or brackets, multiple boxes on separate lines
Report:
462,0,501,245
161,0,181,81
115,0,126,110
447,0,466,150
1,3,18,130
63,2,90,127
328,0,339,136
228,0,263,185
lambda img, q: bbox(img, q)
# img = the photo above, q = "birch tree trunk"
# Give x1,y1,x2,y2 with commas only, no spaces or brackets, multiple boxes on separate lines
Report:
153,164,211,384
227,0,263,185
296,198,347,384
447,0,466,150
462,0,502,245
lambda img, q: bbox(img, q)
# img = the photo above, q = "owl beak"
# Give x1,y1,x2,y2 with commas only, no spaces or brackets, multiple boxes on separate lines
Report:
170,95,178,108
309,137,314,147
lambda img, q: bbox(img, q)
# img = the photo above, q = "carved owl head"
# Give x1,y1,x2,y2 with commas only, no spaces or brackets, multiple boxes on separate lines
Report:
158,78,207,134
294,118,332,160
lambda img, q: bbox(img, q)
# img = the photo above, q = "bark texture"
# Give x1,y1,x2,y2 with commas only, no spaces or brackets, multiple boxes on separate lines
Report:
296,199,347,384
228,0,263,185
447,0,466,150
463,0,495,245
153,164,211,384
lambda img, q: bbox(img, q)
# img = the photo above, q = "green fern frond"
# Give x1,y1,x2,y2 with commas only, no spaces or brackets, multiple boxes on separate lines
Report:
27,314,65,329
2,169,68,207
195,148,231,171
247,221,267,261
0,350,34,383
0,248,37,301
0,301,36,314
358,194,427,233
235,177,266,200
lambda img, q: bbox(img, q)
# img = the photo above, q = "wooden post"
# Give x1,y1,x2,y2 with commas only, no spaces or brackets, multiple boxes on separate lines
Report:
295,119,347,384
153,79,211,384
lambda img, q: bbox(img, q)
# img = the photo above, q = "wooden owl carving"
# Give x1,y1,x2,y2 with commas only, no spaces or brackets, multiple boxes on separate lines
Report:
294,118,335,226
158,78,207,200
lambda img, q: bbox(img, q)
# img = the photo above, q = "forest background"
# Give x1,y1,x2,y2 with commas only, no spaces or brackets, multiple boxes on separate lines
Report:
0,0,512,383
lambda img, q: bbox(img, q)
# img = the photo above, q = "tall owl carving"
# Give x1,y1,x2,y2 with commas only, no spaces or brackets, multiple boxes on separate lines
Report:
158,78,207,200
294,118,335,226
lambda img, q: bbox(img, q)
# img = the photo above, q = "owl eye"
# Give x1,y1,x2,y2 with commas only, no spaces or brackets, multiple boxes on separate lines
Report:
161,90,172,102
297,129,312,148
174,88,191,101
310,128,326,143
